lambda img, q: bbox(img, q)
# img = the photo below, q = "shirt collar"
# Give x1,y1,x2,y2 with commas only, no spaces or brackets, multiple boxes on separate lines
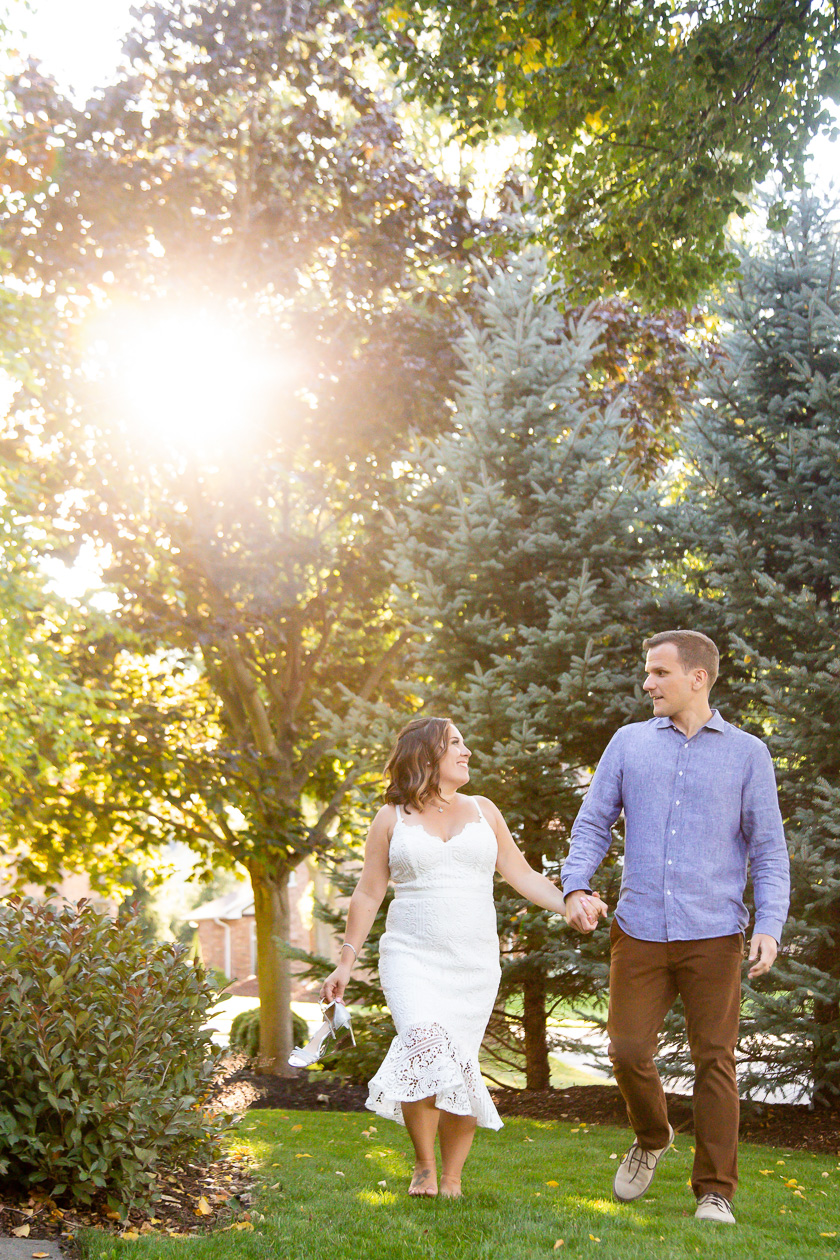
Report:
654,709,726,734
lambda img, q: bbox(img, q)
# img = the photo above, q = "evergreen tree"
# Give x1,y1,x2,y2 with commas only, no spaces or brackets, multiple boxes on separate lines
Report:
387,249,669,1088
677,196,840,1105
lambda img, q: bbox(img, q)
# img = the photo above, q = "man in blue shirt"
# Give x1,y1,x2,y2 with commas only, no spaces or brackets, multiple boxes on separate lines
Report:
562,630,789,1225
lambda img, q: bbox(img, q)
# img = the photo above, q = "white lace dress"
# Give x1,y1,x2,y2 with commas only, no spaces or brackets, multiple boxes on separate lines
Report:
366,799,503,1130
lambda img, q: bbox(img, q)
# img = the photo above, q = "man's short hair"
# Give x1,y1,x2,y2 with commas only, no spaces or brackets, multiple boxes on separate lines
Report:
643,630,720,690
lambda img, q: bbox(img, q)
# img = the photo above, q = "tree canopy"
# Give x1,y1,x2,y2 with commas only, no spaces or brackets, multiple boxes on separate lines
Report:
377,0,840,304
0,489,119,891
0,0,489,1070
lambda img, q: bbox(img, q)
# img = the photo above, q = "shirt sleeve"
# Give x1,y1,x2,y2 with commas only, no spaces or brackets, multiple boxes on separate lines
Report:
561,731,625,895
742,742,790,942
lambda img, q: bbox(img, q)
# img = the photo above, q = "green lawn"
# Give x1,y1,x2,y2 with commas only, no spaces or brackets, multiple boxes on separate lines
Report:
83,1112,840,1260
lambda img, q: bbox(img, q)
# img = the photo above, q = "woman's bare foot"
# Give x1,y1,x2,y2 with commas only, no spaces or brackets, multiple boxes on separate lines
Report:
408,1165,438,1197
440,1176,462,1199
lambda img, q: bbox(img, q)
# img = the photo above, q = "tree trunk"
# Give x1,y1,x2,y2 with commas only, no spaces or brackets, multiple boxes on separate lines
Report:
520,819,551,1090
811,935,840,1106
522,965,551,1090
249,861,295,1076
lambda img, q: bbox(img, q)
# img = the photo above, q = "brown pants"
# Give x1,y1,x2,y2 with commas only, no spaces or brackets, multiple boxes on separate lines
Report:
607,920,743,1200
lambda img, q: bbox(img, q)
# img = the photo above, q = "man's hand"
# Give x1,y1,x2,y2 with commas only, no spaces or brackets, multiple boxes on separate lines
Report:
748,933,778,978
565,889,609,934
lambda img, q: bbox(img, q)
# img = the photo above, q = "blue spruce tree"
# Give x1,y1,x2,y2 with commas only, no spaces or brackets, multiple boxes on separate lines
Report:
678,196,840,1105
388,248,668,1088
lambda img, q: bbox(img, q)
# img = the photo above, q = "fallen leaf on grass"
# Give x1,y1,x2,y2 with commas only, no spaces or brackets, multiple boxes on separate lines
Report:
12,1226,30,1238
295,1153,312,1159
820,1232,837,1237
194,1196,212,1216
335,1171,345,1177
121,1230,140,1240
609,1153,618,1160
553,1242,564,1250
291,1124,303,1132
219,1222,254,1232
589,1235,600,1243
546,1181,559,1187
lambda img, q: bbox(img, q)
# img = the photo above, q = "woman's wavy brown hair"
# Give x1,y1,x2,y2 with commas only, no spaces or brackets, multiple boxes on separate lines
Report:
384,716,452,814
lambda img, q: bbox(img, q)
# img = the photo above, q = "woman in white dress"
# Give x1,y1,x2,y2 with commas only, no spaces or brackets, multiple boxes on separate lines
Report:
320,716,608,1198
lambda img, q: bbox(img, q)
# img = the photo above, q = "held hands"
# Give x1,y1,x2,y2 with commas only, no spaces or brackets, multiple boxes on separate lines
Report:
748,933,778,979
565,889,609,934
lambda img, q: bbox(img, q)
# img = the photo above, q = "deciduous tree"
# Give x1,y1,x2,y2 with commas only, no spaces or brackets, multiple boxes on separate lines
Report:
376,0,840,305
0,0,486,1072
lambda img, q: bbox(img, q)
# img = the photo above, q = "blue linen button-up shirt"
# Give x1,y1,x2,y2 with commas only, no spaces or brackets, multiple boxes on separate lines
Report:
561,711,790,943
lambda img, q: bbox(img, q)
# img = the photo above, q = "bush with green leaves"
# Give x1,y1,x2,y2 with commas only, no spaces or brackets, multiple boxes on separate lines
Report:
0,897,228,1209
230,1006,309,1060
230,994,393,1085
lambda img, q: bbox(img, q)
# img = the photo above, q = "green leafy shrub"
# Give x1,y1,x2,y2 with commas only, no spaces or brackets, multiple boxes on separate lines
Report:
316,1007,395,1085
242,1003,395,1085
229,1006,309,1060
0,897,228,1209
207,966,232,992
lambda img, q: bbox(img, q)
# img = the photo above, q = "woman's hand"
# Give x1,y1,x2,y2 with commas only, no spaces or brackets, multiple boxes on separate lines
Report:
320,964,351,1004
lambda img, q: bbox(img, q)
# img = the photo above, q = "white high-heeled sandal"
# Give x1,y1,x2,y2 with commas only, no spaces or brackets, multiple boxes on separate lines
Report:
288,999,356,1068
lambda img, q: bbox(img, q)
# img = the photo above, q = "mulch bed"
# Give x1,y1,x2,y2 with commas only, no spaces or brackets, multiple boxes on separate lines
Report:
0,1148,257,1257
3,1056,837,1255
213,1057,840,1156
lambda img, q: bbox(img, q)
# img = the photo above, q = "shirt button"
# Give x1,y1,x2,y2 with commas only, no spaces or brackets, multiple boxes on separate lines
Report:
667,860,672,865
671,829,676,835
679,771,683,776
666,890,672,896
675,799,680,805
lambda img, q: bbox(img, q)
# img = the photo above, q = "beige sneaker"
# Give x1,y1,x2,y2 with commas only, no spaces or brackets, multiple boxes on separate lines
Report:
695,1193,736,1224
612,1125,675,1202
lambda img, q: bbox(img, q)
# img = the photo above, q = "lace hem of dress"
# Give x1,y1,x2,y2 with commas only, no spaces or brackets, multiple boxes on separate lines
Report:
365,1022,503,1131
